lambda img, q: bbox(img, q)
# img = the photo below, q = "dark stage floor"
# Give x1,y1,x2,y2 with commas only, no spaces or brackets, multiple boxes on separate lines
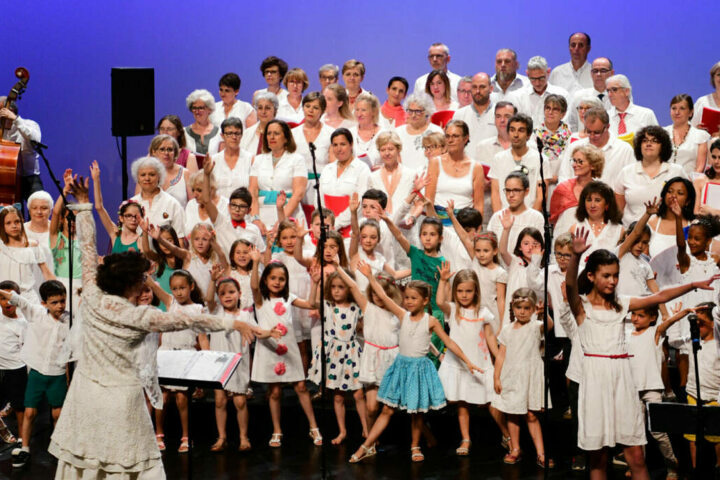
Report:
0,386,717,479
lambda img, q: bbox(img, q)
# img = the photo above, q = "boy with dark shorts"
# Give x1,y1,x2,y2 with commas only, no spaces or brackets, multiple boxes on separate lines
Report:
0,280,28,445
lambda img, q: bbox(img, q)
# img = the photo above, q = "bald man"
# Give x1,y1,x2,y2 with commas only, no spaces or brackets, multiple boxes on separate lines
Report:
549,32,593,95
453,73,498,154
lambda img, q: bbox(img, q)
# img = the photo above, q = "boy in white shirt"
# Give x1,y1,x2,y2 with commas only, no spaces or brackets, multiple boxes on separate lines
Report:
0,279,70,468
0,280,28,445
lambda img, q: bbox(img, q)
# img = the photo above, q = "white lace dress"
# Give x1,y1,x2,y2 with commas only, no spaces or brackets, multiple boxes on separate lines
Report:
48,205,237,479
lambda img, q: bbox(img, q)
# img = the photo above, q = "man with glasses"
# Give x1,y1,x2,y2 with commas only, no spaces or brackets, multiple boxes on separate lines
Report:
413,43,462,102
456,76,473,108
558,107,635,183
453,73,497,154
606,74,658,137
490,49,528,101
507,56,569,128
549,33,593,95
317,64,339,90
567,57,614,131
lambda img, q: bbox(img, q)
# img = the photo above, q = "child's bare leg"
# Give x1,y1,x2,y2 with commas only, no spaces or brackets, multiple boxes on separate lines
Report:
212,390,227,447
411,413,424,448
20,408,36,449
233,394,250,449
526,410,545,457
588,448,608,480
268,384,283,434
365,387,379,430
332,391,346,444
457,402,471,441
155,391,169,436
353,389,369,438
623,445,649,480
294,381,318,429
506,414,521,454
489,405,510,438
352,404,394,458
175,391,189,439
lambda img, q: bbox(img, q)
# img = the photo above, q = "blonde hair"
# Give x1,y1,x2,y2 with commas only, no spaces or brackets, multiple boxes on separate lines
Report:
509,288,538,322
573,144,605,178
189,170,216,192
451,269,482,315
342,59,366,77
354,92,380,124
324,83,353,120
189,222,220,262
282,68,309,91
422,131,446,148
366,274,403,307
148,134,179,159
375,130,402,151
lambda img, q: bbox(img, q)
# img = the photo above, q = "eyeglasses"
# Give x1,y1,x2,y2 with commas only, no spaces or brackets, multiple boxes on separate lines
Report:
577,105,592,111
529,76,547,82
586,127,606,135
607,87,624,93
223,131,242,137
544,106,563,113
457,89,472,95
423,145,442,151
642,137,661,144
156,147,175,153
428,54,446,60
122,213,138,219
406,109,425,116
503,188,526,194
591,68,611,74
264,69,280,76
319,75,336,81
190,106,207,111
229,203,249,211
555,252,572,259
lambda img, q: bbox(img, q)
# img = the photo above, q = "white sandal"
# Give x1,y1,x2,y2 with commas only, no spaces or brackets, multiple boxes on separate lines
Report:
456,438,471,456
268,433,283,448
309,428,323,446
349,444,376,463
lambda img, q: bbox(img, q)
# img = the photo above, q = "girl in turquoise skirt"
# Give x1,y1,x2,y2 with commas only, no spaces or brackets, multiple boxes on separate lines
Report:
349,261,481,463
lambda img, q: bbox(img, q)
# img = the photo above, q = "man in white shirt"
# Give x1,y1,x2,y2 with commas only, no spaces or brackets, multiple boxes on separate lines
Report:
507,56,570,128
606,74,658,137
488,114,545,211
490,49,529,102
456,76,473,108
453,73,497,155
549,33,593,95
0,98,44,203
558,107,635,183
413,43,462,102
567,57,614,131
318,64,339,90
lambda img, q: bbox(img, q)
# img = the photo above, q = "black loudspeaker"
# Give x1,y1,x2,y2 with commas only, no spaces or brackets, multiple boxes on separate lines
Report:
111,67,155,137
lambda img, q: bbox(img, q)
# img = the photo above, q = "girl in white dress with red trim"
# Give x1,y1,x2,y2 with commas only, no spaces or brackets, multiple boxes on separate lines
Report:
565,226,720,479
436,264,501,457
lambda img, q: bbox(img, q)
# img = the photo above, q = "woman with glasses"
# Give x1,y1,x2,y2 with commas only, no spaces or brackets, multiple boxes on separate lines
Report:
253,56,289,104
535,95,571,192
614,126,687,227
141,135,193,208
241,92,279,156
342,59,366,107
208,118,252,200
184,89,221,157
570,96,604,141
157,115,199,172
395,92,443,172
130,156,186,238
277,68,309,124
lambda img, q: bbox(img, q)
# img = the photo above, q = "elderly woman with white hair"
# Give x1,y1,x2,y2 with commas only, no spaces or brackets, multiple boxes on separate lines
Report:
691,60,720,136
318,64,339,90
395,92,443,172
135,134,193,208
24,190,55,283
130,156,186,238
349,92,386,168
184,89,221,157
241,91,278,156
570,95,604,141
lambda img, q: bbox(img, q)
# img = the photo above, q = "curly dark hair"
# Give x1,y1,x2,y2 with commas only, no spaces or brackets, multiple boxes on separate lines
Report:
576,181,623,224
97,251,150,297
657,177,696,221
688,214,720,240
633,126,672,162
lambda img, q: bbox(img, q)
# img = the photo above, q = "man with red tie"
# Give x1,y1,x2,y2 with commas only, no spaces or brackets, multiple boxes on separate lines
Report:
606,74,658,137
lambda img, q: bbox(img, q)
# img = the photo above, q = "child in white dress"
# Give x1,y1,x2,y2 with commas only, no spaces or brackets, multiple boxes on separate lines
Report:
566,226,720,479
227,238,255,310
249,250,323,448
492,288,553,467
436,265,504,456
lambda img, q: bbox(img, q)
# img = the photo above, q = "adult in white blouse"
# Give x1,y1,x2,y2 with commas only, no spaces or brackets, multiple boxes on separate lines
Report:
413,43,462,102
184,89,221,157
380,76,409,128
240,92,278,156
184,171,228,235
252,56,288,103
292,92,334,209
664,94,710,175
141,135,192,208
24,190,55,285
614,126,687,227
691,61,720,132
130,156,186,237
342,59,367,107
319,128,371,237
350,92,385,168
395,92,442,172
606,74,658,137
425,70,458,113
210,117,253,199
568,95,603,142
369,131,416,214
249,120,308,231
548,32,593,95
277,68,309,124
321,83,356,129
209,72,257,130
426,120,485,216
693,139,720,216
318,64,339,90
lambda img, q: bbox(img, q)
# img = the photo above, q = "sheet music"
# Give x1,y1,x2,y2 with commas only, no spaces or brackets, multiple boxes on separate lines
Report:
157,350,242,387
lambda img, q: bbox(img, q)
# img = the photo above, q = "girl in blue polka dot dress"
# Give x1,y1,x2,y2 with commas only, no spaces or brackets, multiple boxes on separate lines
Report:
307,268,368,445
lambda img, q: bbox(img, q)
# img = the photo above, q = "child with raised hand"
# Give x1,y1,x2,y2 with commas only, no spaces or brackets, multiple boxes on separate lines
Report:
380,206,446,366
349,192,408,293
0,280,27,446
349,275,481,464
308,266,368,445
491,288,553,468
139,221,184,312
146,269,208,453
565,226,720,479
350,261,402,432
628,302,691,478
49,175,82,313
90,160,143,253
205,265,276,453
435,262,505,456
498,209,544,331
0,205,55,305
227,238,255,310
0,280,69,468
674,208,720,309
249,247,324,448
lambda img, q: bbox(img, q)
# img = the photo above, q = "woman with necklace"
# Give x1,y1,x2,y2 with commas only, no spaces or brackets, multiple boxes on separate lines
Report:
249,120,308,232
425,120,485,219
664,94,710,175
292,92,335,214
349,93,385,168
369,131,416,214
535,95,572,191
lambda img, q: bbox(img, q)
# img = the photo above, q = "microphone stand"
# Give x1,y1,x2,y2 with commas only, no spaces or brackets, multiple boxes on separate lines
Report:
688,313,703,477
535,137,552,475
32,142,75,375
309,142,328,479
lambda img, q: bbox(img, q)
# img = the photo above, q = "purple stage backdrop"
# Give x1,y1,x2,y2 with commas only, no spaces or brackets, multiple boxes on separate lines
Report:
2,0,718,248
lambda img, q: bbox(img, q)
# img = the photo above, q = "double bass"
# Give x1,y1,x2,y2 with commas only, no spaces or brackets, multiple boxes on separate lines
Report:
0,67,30,205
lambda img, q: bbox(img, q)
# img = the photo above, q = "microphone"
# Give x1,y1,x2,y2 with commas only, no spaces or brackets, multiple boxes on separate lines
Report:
536,136,544,154
309,142,316,153
688,313,701,350
30,139,48,150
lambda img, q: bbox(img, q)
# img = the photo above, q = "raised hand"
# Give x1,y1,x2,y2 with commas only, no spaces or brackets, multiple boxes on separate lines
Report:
349,192,359,212
210,263,225,282
499,209,514,230
670,301,683,315
309,263,322,283
276,191,287,209
146,223,160,240
90,160,101,181
446,199,455,217
644,197,660,216
249,246,262,263
203,157,215,176
69,175,90,203
138,216,149,233
694,273,720,291
437,260,452,281
413,172,429,192
667,196,682,217
571,226,591,255
356,259,372,278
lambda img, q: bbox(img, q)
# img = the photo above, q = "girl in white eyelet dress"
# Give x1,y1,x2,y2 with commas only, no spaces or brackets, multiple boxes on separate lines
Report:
565,226,720,479
48,191,261,480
